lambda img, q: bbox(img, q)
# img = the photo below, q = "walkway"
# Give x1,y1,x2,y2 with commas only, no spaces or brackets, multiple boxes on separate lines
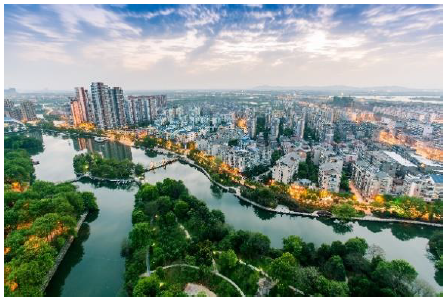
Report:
141,264,245,297
143,146,443,228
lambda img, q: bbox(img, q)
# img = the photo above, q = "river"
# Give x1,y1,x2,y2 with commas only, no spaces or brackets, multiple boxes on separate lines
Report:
28,132,442,296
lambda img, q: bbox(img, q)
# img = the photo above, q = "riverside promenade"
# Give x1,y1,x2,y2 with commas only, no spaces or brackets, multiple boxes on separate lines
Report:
154,147,443,228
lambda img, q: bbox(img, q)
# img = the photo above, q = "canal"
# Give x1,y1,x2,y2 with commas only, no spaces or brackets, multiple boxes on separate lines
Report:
29,132,442,296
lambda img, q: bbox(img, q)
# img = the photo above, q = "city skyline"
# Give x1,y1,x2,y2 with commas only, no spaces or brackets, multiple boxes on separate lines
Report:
4,4,443,91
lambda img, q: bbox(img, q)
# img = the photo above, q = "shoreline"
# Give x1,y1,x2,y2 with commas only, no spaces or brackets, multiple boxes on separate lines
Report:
47,132,443,228
41,212,88,294
154,147,443,228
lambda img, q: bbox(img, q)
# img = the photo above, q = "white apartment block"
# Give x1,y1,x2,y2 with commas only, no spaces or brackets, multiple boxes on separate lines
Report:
272,152,300,184
402,174,443,202
352,161,393,199
318,156,343,193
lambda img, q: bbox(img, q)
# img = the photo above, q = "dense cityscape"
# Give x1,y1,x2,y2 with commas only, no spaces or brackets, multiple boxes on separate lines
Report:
3,3,443,299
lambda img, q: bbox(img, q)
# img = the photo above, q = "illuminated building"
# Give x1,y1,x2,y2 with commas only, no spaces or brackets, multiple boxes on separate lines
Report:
109,87,127,128
70,97,84,127
75,87,91,122
90,82,114,129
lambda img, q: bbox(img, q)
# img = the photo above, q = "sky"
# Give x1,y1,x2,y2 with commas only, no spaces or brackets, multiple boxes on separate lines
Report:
4,4,443,91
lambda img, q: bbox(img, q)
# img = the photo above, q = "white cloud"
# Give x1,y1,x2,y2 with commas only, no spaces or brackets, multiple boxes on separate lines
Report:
51,4,141,37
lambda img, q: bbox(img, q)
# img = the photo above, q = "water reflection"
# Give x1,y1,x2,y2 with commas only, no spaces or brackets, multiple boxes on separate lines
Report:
319,219,354,234
73,137,133,161
252,206,276,221
30,134,442,294
46,223,91,296
210,184,223,199
77,177,137,191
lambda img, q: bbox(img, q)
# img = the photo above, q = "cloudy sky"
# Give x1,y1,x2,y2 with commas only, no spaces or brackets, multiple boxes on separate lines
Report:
4,4,443,90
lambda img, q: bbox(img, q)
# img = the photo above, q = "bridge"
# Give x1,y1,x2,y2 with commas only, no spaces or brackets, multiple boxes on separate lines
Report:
54,158,180,185
144,157,178,172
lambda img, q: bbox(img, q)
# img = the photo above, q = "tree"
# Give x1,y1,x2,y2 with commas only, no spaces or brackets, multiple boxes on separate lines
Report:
428,231,443,261
218,249,238,272
81,192,98,211
344,237,368,257
372,259,418,296
228,139,239,147
196,240,213,266
173,200,189,218
332,203,358,221
240,232,270,258
134,163,145,176
269,252,297,288
271,150,282,165
315,275,349,297
136,184,159,203
323,255,346,281
283,235,304,262
133,275,161,297
129,223,152,249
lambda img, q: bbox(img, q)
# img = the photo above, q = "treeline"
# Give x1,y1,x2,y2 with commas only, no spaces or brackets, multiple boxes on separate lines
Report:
4,181,98,296
187,149,239,187
371,195,443,223
123,179,435,297
4,134,43,186
73,153,145,179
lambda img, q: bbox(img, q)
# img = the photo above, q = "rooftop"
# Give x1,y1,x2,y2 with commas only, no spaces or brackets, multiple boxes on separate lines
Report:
383,151,417,167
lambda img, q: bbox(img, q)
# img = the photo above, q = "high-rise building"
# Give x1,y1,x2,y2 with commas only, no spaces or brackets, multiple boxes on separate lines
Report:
109,87,127,128
295,118,305,140
20,101,37,122
90,82,114,129
4,99,22,120
249,117,257,138
127,95,165,125
70,97,84,127
271,117,280,139
75,87,91,122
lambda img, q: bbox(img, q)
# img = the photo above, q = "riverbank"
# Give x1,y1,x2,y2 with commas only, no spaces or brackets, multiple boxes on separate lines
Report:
40,212,88,293
31,133,442,293
153,147,442,228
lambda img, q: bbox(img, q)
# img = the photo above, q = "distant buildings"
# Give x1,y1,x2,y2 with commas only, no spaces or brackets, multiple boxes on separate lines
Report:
4,99,21,121
68,82,167,129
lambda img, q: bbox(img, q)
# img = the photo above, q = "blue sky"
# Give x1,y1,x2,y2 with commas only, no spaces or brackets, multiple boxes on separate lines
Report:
4,4,443,90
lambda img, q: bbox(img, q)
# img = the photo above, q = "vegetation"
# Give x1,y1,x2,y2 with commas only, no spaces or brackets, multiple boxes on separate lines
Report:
4,134,44,189
271,150,283,165
4,181,98,296
5,134,44,155
228,139,239,147
124,178,433,297
332,203,364,221
242,164,270,179
135,136,157,149
372,195,443,223
187,149,241,187
296,153,319,184
304,125,318,142
5,150,36,186
73,153,140,179
428,232,443,272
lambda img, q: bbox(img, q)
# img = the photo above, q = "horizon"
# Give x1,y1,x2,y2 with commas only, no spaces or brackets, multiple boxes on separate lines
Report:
4,4,443,90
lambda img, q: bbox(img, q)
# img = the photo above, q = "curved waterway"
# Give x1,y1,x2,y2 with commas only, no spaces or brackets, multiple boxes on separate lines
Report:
29,132,442,296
